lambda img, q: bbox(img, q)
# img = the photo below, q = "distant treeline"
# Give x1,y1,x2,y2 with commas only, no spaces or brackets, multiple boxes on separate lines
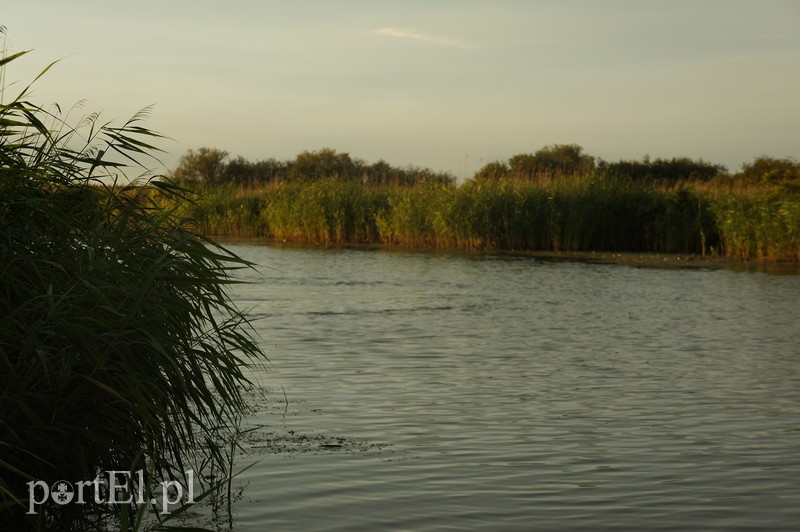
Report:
172,147,455,186
167,144,800,261
172,144,800,187
474,143,800,184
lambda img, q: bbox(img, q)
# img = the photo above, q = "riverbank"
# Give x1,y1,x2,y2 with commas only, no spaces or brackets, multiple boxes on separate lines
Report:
177,175,800,262
213,236,800,275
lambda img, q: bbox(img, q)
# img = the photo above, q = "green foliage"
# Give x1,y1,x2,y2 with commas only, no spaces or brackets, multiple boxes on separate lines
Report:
474,161,511,181
0,53,266,529
170,146,230,185
404,176,717,253
506,144,595,179
222,155,288,186
264,179,389,244
598,156,725,182
178,151,799,261
377,182,453,247
737,156,800,184
479,148,726,184
189,185,269,237
186,175,744,256
711,187,800,260
288,148,362,181
171,147,455,187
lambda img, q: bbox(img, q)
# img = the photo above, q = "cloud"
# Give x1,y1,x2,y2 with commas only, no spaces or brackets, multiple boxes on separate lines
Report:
372,27,468,49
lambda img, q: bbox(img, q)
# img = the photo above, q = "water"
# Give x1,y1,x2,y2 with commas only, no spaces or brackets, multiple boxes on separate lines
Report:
201,244,800,531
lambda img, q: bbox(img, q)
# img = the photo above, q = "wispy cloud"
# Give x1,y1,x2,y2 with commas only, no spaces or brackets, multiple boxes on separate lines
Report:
372,27,469,49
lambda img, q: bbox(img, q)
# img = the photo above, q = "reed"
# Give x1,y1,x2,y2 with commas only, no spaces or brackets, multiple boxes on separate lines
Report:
263,179,389,244
0,52,266,530
710,185,800,260
189,185,269,237
184,173,798,261
377,182,453,247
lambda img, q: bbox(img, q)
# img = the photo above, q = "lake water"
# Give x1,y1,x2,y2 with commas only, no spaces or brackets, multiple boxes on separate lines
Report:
198,244,800,531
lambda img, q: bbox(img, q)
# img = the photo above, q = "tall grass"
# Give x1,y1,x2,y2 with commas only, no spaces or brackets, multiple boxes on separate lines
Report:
710,185,800,261
263,179,389,244
0,52,266,530
186,174,774,257
189,184,269,237
185,173,799,261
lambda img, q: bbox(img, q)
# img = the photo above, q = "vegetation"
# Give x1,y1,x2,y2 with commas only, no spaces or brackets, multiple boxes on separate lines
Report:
737,155,800,184
476,145,725,183
172,146,455,187
597,156,725,183
178,148,800,261
0,50,266,529
475,144,595,180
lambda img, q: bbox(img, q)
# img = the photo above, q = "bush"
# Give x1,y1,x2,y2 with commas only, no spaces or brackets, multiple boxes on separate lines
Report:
507,144,595,179
598,156,725,182
737,156,800,183
474,161,511,181
171,146,230,185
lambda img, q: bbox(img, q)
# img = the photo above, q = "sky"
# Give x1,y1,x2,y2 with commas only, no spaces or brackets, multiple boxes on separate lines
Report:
3,0,799,179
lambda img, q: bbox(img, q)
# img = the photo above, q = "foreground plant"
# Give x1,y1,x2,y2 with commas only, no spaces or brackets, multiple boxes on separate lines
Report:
0,50,266,529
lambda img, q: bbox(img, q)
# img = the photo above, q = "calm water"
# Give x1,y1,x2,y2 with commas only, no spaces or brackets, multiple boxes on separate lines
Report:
199,244,800,531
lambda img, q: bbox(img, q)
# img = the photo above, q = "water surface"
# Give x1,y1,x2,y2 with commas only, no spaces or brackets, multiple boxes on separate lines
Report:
207,245,800,531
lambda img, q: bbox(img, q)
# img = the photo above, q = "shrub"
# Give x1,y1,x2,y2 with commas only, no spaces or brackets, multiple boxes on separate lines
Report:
507,144,595,179
598,156,725,182
737,156,800,184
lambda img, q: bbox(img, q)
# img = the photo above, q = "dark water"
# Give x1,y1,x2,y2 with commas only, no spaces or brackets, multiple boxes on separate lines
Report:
204,245,800,531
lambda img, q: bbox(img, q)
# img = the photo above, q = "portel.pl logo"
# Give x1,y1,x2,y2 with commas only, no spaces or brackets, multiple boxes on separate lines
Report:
26,470,195,515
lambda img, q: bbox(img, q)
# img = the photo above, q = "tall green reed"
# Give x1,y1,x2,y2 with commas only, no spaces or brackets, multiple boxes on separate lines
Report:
263,179,389,244
183,160,797,262
0,51,266,530
186,173,799,259
711,185,800,260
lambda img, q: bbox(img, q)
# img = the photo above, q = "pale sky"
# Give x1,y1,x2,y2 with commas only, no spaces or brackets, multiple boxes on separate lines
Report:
3,0,799,179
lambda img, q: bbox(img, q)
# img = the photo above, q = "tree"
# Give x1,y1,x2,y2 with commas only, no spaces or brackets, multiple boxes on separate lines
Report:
474,161,511,180
529,144,594,176
508,153,538,179
289,148,362,181
365,159,394,185
252,158,290,183
598,156,725,182
172,146,229,185
506,144,595,179
738,156,800,183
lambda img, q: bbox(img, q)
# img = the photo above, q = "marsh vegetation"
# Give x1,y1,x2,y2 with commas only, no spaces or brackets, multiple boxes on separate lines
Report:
0,49,267,530
174,145,800,261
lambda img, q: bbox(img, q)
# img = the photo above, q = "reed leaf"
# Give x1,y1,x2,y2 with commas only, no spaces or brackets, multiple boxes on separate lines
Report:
0,52,267,530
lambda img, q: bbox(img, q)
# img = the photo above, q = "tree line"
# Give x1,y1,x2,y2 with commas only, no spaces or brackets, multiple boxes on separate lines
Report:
475,143,800,184
171,147,456,187
172,144,800,187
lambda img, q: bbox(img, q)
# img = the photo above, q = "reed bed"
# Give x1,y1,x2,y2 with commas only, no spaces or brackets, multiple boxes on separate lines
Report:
264,180,389,244
1,51,266,530
189,185,270,237
710,187,800,261
181,174,799,261
390,177,721,254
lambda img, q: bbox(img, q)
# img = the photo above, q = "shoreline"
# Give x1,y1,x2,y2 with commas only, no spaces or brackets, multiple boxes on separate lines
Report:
210,235,800,274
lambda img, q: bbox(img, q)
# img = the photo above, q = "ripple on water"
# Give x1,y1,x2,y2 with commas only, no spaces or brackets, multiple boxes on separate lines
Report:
206,245,800,531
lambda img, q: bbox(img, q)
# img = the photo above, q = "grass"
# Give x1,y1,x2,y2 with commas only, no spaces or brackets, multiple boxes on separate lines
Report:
179,174,800,261
0,50,267,530
263,180,388,244
179,173,800,261
709,185,800,261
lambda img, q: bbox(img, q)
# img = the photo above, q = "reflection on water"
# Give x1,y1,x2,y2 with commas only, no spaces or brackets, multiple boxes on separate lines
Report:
193,245,800,531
